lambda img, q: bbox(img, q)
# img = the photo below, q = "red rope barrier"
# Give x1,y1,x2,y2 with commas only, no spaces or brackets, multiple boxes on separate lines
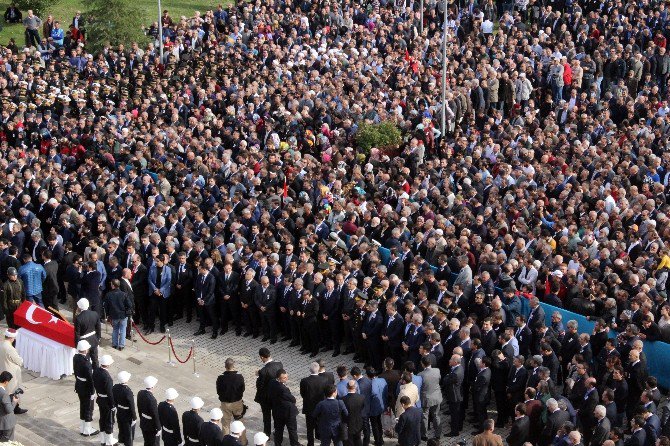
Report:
168,337,194,364
131,321,166,345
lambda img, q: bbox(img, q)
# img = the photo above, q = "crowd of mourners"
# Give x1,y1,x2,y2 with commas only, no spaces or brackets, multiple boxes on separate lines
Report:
2,0,670,444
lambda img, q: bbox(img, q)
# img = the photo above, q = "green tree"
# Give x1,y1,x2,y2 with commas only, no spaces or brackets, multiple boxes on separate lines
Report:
85,0,147,51
15,0,59,17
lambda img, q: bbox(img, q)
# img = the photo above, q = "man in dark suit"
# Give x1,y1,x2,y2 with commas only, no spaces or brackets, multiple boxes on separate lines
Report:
382,303,405,368
342,379,365,446
540,399,570,446
41,250,59,310
313,385,348,446
254,348,283,437
590,405,611,446
352,366,372,446
300,362,328,446
472,356,492,431
642,404,660,446
80,261,103,317
578,378,599,445
173,252,195,323
299,290,320,357
506,403,529,446
194,264,218,338
318,279,342,356
395,395,422,446
361,300,384,370
527,297,545,331
220,263,241,334
505,355,528,425
443,354,464,436
625,416,647,446
129,254,149,327
255,276,277,343
239,269,261,338
268,369,300,446
514,316,532,357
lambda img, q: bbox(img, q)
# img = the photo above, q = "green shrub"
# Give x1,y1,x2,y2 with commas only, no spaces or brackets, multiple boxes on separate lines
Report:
355,121,403,153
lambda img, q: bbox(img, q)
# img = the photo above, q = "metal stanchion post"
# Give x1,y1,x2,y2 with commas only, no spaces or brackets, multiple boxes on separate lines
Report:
131,318,138,351
192,339,199,378
166,329,175,367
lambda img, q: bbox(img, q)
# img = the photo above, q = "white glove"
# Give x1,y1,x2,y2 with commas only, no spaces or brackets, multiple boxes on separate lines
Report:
156,431,161,437
90,395,96,400
112,407,117,412
131,420,137,427
178,442,185,446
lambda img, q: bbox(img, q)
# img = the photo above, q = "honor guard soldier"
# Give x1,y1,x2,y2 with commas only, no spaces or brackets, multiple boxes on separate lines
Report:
93,354,117,446
159,388,183,446
199,408,225,446
138,376,161,446
352,291,368,364
113,371,136,446
74,340,99,437
75,298,101,368
182,397,205,446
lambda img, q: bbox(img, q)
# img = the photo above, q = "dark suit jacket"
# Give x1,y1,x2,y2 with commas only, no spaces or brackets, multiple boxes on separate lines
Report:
42,260,59,299
268,379,298,420
313,398,347,439
472,368,491,403
383,314,405,347
300,374,327,415
342,392,365,433
255,360,283,404
624,429,646,446
198,421,224,446
362,311,383,340
195,273,216,306
442,364,464,402
591,417,611,446
528,305,545,330
507,366,529,394
541,409,570,446
507,415,530,446
395,406,422,446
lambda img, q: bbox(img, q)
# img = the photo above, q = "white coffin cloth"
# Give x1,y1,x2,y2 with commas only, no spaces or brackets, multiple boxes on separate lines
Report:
15,328,75,380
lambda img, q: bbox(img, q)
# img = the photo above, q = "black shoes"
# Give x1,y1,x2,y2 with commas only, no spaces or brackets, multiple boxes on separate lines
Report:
270,339,277,344
211,333,218,339
332,351,340,357
193,330,205,336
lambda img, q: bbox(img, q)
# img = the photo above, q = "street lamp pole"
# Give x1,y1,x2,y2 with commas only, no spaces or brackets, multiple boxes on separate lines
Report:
420,0,424,34
441,0,448,135
158,0,164,62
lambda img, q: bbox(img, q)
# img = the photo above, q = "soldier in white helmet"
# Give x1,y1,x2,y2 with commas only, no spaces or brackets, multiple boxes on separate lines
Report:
74,297,101,367
73,339,99,437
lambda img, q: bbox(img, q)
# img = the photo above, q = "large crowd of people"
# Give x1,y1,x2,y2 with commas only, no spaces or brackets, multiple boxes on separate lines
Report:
1,0,670,444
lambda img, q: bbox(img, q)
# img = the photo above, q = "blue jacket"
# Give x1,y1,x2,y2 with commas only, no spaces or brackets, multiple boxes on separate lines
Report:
148,264,172,298
395,406,421,446
313,398,348,440
369,377,388,416
18,261,46,296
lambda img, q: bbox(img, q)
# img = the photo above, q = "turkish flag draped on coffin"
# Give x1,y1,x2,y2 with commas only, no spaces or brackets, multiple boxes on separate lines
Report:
14,301,75,347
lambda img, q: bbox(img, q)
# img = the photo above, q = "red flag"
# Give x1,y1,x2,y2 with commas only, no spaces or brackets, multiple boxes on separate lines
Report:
282,176,288,198
14,301,75,347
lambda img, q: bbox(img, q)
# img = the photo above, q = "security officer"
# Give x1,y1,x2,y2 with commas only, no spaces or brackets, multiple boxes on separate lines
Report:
299,289,320,357
93,355,116,445
137,376,161,446
239,269,260,338
74,298,101,368
158,388,183,446
182,397,205,446
73,340,99,437
112,371,136,446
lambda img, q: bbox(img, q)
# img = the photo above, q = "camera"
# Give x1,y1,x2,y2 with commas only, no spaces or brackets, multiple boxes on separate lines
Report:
10,388,24,399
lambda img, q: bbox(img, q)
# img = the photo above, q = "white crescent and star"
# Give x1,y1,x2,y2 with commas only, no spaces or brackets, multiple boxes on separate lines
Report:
25,304,59,325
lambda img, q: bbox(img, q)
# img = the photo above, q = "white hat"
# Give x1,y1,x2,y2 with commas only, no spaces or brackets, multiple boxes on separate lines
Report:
100,355,114,367
190,397,204,410
77,340,91,351
4,329,17,338
210,408,223,421
230,420,245,434
254,432,270,445
77,298,90,310
117,371,131,383
165,388,179,400
144,376,158,389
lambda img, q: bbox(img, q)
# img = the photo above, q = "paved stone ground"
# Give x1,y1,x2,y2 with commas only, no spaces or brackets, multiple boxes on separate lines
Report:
5,314,511,446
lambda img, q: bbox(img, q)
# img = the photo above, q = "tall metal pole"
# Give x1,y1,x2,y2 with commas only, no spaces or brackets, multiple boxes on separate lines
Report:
420,0,424,34
158,0,164,62
441,0,448,135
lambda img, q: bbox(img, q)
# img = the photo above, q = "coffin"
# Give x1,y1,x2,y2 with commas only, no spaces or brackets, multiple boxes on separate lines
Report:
14,301,75,347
